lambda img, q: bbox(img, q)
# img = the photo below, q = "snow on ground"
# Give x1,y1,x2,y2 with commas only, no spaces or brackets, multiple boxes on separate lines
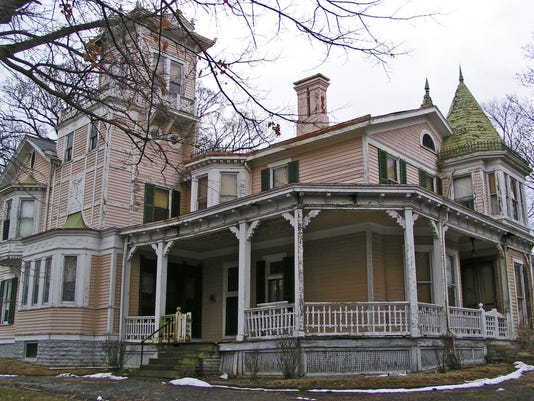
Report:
308,362,534,394
55,372,127,380
0,374,17,378
168,362,534,394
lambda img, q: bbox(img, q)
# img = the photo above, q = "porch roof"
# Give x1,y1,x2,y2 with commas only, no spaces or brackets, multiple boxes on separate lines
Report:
120,184,534,251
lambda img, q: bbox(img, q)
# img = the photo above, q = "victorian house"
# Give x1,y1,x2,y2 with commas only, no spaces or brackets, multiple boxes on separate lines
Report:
0,13,532,376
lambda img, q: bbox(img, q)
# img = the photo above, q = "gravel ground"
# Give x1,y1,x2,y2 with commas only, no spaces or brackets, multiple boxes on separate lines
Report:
2,371,534,401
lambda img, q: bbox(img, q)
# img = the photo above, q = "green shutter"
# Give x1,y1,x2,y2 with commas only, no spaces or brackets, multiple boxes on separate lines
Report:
400,159,407,184
170,189,180,218
261,168,270,191
288,160,299,184
436,177,443,195
256,260,266,304
8,278,17,324
143,183,155,223
378,149,388,184
283,257,294,303
419,169,427,187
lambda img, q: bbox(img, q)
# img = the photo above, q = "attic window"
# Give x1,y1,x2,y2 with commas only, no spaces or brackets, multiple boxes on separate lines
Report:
421,133,435,151
30,151,36,169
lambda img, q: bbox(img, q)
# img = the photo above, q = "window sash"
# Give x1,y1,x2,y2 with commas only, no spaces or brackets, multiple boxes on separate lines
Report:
21,261,30,306
62,256,77,302
416,251,433,303
197,176,208,210
2,199,12,240
18,199,35,238
88,120,98,151
220,173,238,203
65,132,73,161
0,279,11,324
272,165,289,188
43,257,52,304
32,259,41,305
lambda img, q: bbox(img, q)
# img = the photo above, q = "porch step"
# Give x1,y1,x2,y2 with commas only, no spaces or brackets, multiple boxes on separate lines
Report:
133,342,220,379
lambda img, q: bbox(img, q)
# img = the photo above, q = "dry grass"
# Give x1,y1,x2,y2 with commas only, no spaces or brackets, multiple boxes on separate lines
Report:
209,363,515,390
0,358,100,376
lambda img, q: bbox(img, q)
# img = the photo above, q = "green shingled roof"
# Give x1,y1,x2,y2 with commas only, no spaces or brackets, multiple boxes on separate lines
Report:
442,70,502,154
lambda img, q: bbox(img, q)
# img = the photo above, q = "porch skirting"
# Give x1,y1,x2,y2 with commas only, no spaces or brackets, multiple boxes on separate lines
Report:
219,337,488,376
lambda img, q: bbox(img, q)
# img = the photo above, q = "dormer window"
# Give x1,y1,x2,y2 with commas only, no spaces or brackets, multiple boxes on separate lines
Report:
378,149,406,184
64,132,73,162
421,132,436,151
261,160,299,191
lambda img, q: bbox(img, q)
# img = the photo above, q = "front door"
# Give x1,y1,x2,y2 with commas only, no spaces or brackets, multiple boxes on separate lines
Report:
461,260,497,310
224,266,238,337
166,263,203,338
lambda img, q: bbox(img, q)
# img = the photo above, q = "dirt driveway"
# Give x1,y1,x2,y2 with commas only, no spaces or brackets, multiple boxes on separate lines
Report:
2,369,534,401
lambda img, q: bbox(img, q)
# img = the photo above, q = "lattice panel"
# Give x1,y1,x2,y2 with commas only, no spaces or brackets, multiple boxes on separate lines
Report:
305,349,410,373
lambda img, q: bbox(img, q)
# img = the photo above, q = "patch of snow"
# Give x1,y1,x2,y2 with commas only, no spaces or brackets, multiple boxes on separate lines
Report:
219,373,228,380
56,373,79,378
82,372,127,380
309,362,534,394
170,377,213,387
0,374,17,378
496,388,505,391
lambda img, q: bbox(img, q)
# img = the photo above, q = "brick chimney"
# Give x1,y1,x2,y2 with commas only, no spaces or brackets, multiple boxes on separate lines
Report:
293,73,330,136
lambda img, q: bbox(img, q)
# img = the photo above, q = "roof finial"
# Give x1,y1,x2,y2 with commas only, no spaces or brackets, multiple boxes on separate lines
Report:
420,78,433,108
459,66,464,83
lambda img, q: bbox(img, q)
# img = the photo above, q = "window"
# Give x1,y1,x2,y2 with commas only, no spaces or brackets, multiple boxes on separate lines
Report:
419,169,442,194
25,342,38,358
21,261,30,307
197,176,208,210
446,254,457,307
453,175,474,209
32,259,41,305
506,175,525,223
255,256,294,304
88,120,98,151
0,278,17,324
378,149,406,184
261,160,299,191
17,199,35,238
43,257,52,304
152,53,183,98
2,199,12,240
220,173,238,203
514,262,531,328
224,265,238,336
488,172,500,215
416,251,433,303
267,260,285,302
62,255,77,302
29,151,36,169
143,183,180,223
421,133,436,151
64,132,73,162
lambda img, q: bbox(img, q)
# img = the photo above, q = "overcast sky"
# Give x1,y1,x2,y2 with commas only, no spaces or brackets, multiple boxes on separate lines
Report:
194,0,534,138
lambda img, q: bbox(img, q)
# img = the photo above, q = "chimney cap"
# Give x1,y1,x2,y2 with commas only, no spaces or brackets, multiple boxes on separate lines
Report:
293,73,330,87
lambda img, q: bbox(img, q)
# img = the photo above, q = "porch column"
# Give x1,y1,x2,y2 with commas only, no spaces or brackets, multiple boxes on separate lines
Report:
118,243,136,339
152,241,172,330
283,209,320,337
431,221,447,306
230,220,258,341
404,209,420,336
388,208,420,336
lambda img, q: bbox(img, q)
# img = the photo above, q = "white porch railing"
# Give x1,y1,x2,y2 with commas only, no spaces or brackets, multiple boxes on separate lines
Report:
159,310,192,343
124,316,155,342
304,302,410,336
418,303,446,335
245,302,294,339
484,309,509,339
449,306,484,337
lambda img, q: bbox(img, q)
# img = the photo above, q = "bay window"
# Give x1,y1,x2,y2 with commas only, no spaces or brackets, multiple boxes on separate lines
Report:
62,255,77,303
17,199,35,237
220,173,238,203
197,176,208,210
453,175,474,209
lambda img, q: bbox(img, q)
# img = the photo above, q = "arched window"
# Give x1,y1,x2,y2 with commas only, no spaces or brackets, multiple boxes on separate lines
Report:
422,132,435,151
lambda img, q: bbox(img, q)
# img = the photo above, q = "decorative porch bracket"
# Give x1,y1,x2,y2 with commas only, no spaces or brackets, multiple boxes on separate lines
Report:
230,220,260,341
386,209,420,337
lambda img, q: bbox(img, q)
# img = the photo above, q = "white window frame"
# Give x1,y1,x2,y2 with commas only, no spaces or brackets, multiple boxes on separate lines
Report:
267,158,292,189
64,131,74,162
0,277,16,325
445,250,461,307
514,259,529,328
420,130,436,152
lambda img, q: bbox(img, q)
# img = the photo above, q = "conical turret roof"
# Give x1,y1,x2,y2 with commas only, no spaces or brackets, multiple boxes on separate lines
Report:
442,68,502,154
